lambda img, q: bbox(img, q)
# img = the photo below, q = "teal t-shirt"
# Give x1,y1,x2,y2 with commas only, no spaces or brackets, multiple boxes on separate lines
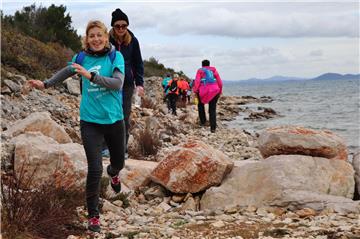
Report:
162,77,171,94
71,51,125,124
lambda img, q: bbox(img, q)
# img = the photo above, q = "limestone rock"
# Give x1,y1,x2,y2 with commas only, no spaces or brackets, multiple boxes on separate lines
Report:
150,139,234,193
11,132,86,188
201,155,354,211
64,77,81,96
258,126,348,160
120,159,158,189
4,111,72,143
3,79,21,93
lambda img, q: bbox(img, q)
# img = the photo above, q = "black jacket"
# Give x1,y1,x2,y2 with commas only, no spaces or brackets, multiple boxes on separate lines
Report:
109,29,144,89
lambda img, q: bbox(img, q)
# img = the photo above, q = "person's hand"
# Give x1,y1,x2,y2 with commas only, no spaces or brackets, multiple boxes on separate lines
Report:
136,85,144,97
28,80,45,90
72,63,91,79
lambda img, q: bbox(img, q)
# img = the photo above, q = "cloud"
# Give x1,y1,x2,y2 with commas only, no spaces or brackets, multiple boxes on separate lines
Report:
309,49,323,57
137,3,359,38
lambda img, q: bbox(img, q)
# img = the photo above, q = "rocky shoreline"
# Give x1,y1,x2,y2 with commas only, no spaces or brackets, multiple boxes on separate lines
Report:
1,72,360,239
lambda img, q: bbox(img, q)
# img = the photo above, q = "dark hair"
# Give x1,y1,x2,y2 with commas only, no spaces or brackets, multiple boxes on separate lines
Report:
202,59,210,67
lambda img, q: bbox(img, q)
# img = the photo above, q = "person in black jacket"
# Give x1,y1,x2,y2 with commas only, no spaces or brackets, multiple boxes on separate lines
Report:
107,8,144,157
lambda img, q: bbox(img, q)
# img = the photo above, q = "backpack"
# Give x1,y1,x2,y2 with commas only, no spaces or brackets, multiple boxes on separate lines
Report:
75,50,116,93
169,80,178,93
200,67,216,85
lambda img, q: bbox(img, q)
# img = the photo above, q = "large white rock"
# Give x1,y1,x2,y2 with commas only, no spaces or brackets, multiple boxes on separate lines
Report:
258,126,348,160
64,77,81,96
201,155,355,212
4,111,72,143
150,139,234,193
11,132,86,188
119,159,158,189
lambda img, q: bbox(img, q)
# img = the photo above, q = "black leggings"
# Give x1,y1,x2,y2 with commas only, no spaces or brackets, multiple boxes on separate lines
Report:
80,120,125,218
198,94,220,131
168,93,178,115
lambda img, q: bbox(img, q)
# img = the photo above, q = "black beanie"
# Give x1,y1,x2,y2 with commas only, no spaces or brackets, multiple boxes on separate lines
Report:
111,8,129,26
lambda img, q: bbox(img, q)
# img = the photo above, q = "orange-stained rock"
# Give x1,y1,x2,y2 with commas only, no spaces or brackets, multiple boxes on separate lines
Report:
150,139,233,193
11,132,86,189
258,126,348,160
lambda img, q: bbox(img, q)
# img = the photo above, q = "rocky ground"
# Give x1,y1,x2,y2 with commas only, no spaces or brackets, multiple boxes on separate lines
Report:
1,72,359,239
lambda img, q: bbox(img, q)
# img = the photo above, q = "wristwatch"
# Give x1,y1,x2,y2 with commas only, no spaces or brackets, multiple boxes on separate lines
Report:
90,72,96,82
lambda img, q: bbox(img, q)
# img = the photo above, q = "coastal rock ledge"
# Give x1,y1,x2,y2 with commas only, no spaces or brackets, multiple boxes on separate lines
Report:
257,126,348,160
201,155,357,213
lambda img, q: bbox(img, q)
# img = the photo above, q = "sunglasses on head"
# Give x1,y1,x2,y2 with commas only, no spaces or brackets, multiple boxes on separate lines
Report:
114,24,128,30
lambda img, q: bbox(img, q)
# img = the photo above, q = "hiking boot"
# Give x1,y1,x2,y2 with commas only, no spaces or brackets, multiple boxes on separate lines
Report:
88,216,100,232
107,165,121,193
211,129,216,133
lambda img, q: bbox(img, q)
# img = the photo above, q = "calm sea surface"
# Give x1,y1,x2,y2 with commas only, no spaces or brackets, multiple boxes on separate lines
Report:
223,79,360,152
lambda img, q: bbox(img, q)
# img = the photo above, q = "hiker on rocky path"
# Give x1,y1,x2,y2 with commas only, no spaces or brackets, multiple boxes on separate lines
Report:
165,74,181,115
28,20,125,233
162,73,172,112
193,59,223,133
108,8,144,158
178,77,190,104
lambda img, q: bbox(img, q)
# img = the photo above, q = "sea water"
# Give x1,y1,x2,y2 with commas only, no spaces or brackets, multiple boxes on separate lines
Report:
223,79,360,152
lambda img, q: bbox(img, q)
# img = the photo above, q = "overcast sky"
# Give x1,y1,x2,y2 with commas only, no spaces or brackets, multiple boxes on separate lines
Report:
2,0,359,80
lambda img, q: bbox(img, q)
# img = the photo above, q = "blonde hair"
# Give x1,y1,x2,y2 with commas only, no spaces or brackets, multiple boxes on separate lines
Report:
110,28,132,46
81,20,110,50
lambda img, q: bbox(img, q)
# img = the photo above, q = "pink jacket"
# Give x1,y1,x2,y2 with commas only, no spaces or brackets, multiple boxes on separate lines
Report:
193,66,223,104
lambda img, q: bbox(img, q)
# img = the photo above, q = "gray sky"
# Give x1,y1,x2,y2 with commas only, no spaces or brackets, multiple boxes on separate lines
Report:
2,0,359,80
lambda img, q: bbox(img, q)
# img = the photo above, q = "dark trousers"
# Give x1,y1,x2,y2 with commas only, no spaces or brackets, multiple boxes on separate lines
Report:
168,93,178,115
165,94,171,111
80,120,126,218
198,94,220,131
122,87,134,148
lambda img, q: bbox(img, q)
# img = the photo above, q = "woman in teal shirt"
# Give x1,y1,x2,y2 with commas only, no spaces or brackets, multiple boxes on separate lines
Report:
29,20,125,233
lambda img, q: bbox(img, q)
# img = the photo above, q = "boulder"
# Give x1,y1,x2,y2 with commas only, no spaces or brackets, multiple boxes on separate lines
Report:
119,159,158,189
201,155,355,211
11,132,86,188
4,111,72,143
64,77,81,96
150,139,234,193
352,152,360,196
258,126,347,160
3,79,21,93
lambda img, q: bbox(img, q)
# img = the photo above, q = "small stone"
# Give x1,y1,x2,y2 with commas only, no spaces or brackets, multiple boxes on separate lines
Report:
113,200,123,207
172,194,186,203
211,220,226,228
296,208,317,218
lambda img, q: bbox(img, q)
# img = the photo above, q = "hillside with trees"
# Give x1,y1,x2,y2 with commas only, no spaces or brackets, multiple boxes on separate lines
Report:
1,4,188,80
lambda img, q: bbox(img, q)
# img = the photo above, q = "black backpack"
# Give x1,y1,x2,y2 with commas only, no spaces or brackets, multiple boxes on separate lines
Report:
169,80,178,92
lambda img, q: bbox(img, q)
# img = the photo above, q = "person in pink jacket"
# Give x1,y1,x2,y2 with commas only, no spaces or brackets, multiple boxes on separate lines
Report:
193,59,223,133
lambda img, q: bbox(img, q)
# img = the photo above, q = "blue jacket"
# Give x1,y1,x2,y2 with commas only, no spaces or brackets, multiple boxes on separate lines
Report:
109,29,144,89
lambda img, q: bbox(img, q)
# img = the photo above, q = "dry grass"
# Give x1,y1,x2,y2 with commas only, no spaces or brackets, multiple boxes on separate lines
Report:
129,127,162,159
140,96,157,110
1,162,85,239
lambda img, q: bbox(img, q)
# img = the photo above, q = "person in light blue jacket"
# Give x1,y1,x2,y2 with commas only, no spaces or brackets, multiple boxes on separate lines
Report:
29,20,125,233
162,73,172,111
